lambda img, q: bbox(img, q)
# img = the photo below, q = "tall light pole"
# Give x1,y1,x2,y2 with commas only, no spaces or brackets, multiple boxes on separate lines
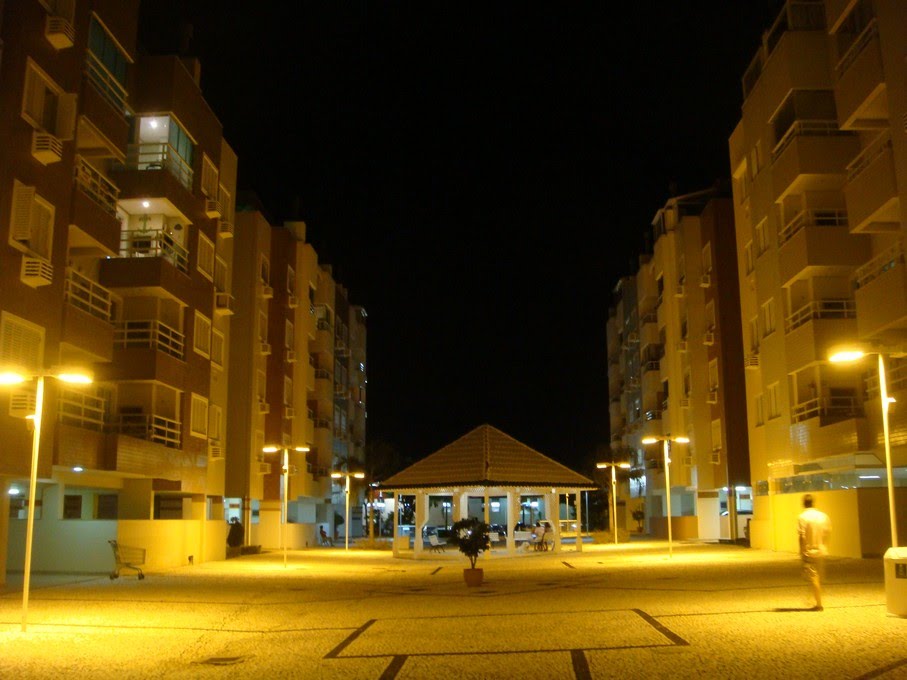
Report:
0,367,92,632
641,435,689,557
263,445,310,567
596,461,631,544
829,348,898,548
331,469,365,550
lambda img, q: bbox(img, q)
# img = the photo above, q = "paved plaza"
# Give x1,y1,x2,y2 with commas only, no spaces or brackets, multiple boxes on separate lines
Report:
1,541,905,679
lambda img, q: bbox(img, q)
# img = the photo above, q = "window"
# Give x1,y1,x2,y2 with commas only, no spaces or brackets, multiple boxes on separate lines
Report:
711,419,722,451
22,60,75,138
259,255,270,285
190,394,208,438
214,255,228,292
287,266,296,294
768,383,780,419
749,317,760,352
197,232,215,280
683,369,691,398
208,404,222,442
755,219,768,255
63,494,83,519
283,376,293,406
193,312,211,358
744,241,754,274
285,320,294,349
708,359,719,391
88,17,127,87
705,301,716,331
10,180,54,259
0,311,44,373
677,256,686,284
218,184,233,222
762,299,776,336
258,311,268,343
135,115,194,189
211,328,225,368
755,394,765,426
200,154,218,198
701,244,712,274
256,370,266,403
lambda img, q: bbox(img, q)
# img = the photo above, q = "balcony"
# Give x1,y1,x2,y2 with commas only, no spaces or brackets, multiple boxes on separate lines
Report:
114,319,184,359
77,72,129,158
784,299,857,371
834,19,886,129
791,395,863,424
111,412,181,449
62,269,114,361
71,158,121,253
776,211,869,284
844,133,899,233
118,230,189,273
85,50,130,119
57,389,106,431
124,143,193,191
853,242,907,337
770,121,859,200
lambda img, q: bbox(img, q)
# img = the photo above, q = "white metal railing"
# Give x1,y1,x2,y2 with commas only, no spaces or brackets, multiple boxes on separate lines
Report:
765,1,825,53
865,359,907,398
846,131,892,183
119,229,189,273
771,120,842,161
74,156,119,216
644,409,661,421
853,241,904,290
791,395,863,423
84,49,130,115
785,299,855,333
125,143,194,190
57,389,106,431
64,268,113,322
113,412,181,449
836,18,878,77
778,209,848,245
114,319,184,359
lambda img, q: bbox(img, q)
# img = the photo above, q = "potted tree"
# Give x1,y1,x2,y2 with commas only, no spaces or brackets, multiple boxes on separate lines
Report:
450,517,491,586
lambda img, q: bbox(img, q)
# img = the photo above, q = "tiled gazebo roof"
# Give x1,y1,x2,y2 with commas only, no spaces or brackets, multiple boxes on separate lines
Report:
381,424,595,489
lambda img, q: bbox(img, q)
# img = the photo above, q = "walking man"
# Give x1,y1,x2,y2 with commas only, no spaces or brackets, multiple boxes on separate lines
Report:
798,494,831,611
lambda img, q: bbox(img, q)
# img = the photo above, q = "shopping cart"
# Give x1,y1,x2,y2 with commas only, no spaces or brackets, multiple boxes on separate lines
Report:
108,540,145,580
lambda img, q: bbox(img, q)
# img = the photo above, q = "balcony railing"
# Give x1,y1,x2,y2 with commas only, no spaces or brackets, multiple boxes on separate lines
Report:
865,359,907,398
114,319,184,359
84,49,129,116
74,156,119,216
119,229,189,273
778,209,848,246
853,241,903,291
64,268,113,322
791,395,863,423
644,409,662,422
112,412,181,448
785,299,855,333
58,389,106,431
771,120,842,162
124,143,193,190
846,131,892,183
836,18,878,77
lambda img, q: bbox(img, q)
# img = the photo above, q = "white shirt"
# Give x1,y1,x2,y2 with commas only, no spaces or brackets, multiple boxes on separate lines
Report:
798,507,831,558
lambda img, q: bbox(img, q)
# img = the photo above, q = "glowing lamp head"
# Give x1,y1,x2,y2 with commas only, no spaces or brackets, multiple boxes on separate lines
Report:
0,372,26,385
353,472,365,479
331,472,342,479
262,446,280,453
56,372,92,384
295,446,311,452
641,437,659,445
618,462,632,469
674,436,690,444
829,349,865,363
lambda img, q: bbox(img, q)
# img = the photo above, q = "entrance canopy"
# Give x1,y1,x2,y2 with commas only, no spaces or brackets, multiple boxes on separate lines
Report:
381,424,596,557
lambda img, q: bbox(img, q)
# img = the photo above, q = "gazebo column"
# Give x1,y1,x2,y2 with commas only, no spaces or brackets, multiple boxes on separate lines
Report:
392,491,400,557
483,489,490,525
414,490,427,558
547,490,562,553
506,490,517,555
575,489,583,553
452,491,467,522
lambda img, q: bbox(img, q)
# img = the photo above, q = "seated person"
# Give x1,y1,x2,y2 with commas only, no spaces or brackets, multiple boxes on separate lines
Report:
319,525,333,546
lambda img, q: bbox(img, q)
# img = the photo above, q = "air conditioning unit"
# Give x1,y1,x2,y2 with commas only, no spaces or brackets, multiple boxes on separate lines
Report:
45,15,75,49
703,332,715,346
208,440,224,459
674,284,685,298
32,131,63,165
707,389,719,404
9,392,36,418
259,342,271,356
710,450,721,464
21,256,53,288
215,292,235,316
744,354,760,369
287,294,299,309
700,273,711,287
285,350,297,363
217,219,233,238
682,455,694,466
676,341,688,352
257,462,272,475
205,199,222,219
679,398,690,408
258,401,270,415
284,407,295,419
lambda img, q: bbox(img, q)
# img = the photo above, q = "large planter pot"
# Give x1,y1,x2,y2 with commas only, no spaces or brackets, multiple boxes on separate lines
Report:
463,567,484,587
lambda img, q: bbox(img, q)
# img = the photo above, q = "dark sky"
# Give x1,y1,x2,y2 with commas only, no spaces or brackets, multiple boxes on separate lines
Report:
139,1,784,470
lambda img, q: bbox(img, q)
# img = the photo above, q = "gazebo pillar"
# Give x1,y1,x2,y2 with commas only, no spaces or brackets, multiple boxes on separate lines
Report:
575,489,583,553
506,490,517,555
483,488,490,525
414,490,427,558
392,491,400,557
452,491,466,522
547,490,562,553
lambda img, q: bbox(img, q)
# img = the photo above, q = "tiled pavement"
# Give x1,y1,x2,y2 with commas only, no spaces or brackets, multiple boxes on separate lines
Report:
1,541,904,679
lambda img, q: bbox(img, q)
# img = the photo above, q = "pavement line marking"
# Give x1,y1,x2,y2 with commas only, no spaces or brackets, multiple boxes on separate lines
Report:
632,609,689,646
379,655,408,679
324,619,376,659
855,657,907,679
571,649,591,680
430,567,442,575
562,562,576,569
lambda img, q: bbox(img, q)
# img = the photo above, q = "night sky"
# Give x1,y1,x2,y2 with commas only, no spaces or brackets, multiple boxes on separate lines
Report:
139,1,785,470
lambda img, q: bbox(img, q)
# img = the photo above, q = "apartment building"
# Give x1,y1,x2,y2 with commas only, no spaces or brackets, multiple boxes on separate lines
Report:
729,0,906,557
607,189,749,542
0,0,237,579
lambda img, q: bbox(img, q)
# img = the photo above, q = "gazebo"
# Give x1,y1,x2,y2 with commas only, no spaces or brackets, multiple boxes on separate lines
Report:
380,424,596,558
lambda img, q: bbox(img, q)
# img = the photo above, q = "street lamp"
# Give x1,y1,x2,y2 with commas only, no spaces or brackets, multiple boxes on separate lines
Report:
0,367,92,632
331,469,365,550
641,435,689,557
829,348,898,548
596,461,631,544
262,445,310,567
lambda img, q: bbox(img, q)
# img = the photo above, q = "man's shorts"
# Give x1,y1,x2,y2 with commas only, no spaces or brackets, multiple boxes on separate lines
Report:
802,556,825,584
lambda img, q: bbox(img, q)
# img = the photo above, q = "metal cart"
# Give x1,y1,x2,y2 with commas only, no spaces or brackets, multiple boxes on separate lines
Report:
108,540,145,580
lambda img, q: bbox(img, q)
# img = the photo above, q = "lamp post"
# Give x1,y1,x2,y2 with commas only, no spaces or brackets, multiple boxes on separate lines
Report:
331,469,365,550
0,367,92,632
596,461,631,544
262,445,310,568
641,435,689,557
829,348,898,548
